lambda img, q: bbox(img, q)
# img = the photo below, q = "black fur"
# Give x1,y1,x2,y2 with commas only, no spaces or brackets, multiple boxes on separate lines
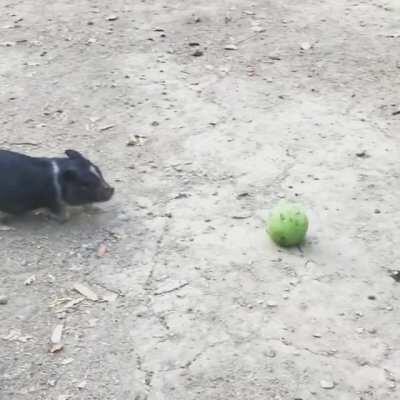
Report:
0,149,114,220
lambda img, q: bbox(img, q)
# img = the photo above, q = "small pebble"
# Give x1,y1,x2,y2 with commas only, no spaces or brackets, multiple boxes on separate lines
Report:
264,349,276,358
192,49,204,57
117,213,130,222
356,150,369,158
0,295,8,305
266,300,278,307
367,295,376,300
106,15,118,21
356,357,369,366
24,275,36,286
77,380,87,389
320,380,335,389
300,42,311,50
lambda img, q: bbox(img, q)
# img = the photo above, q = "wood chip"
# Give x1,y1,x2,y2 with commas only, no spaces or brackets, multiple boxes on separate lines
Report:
73,283,98,301
51,324,63,344
50,343,64,353
231,214,252,219
320,380,335,389
99,124,115,131
56,297,84,312
252,26,266,33
224,44,238,50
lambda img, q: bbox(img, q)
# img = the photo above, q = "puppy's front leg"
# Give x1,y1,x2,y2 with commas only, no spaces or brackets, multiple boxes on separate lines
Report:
48,203,70,223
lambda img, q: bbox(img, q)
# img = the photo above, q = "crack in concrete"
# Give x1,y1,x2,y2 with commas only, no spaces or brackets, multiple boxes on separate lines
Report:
135,353,154,400
159,340,228,372
153,281,189,296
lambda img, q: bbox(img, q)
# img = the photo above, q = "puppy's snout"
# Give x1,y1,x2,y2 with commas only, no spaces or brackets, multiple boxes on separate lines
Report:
101,184,114,200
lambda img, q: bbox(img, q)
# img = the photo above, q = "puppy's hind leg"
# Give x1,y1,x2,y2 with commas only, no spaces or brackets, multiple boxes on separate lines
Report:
0,211,13,225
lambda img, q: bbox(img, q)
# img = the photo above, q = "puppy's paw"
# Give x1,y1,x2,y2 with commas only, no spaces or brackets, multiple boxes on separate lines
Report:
82,204,103,215
48,206,71,223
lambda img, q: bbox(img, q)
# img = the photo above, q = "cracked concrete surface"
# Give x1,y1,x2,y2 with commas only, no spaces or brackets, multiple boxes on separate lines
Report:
1,0,400,399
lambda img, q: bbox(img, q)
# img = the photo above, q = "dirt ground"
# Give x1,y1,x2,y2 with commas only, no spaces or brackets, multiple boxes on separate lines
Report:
1,0,400,399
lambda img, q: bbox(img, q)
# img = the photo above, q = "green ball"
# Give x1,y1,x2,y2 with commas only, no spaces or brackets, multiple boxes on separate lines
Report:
267,201,308,247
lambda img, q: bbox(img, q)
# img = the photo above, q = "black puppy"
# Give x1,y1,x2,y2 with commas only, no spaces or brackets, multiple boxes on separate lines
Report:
0,149,114,222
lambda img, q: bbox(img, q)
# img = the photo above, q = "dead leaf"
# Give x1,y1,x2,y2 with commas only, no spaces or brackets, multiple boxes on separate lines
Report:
96,243,108,257
51,324,63,344
73,283,98,301
50,343,64,353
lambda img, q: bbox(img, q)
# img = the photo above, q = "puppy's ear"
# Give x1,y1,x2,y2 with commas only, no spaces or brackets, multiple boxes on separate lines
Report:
65,150,85,160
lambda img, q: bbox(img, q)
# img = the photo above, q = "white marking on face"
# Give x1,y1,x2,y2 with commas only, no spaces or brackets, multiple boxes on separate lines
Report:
90,165,101,179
